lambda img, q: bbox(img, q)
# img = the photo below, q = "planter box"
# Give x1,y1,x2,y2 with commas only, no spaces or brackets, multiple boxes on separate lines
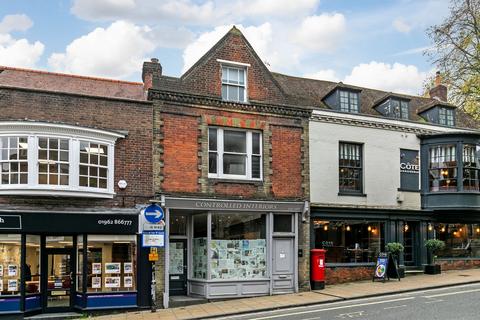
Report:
424,264,441,275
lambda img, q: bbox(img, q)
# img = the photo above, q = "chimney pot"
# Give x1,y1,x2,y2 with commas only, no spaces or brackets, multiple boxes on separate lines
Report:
142,58,162,93
429,71,447,102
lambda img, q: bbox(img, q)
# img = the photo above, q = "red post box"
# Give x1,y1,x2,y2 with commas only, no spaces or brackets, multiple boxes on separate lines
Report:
310,249,326,290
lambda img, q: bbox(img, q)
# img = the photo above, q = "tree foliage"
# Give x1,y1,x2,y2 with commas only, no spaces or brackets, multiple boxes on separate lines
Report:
426,0,480,118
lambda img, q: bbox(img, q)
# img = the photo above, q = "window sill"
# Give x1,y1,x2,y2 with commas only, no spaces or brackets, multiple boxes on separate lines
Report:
338,192,367,197
397,188,420,192
0,187,115,198
208,178,263,186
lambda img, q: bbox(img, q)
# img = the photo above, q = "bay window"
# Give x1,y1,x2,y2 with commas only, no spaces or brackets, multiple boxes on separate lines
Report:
429,145,457,191
463,144,480,191
208,127,262,180
0,122,123,197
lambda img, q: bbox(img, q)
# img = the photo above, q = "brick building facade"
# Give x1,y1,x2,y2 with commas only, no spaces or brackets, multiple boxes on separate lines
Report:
144,27,311,306
0,67,155,315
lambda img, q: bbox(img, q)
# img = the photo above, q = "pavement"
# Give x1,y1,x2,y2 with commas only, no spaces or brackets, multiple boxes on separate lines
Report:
91,268,480,320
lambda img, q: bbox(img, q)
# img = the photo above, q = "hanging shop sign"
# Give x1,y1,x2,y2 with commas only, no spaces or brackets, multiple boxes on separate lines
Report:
0,215,21,230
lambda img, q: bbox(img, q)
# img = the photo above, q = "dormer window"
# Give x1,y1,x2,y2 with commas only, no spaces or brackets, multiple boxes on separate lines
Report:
439,107,455,126
376,98,409,120
339,90,359,113
221,65,247,103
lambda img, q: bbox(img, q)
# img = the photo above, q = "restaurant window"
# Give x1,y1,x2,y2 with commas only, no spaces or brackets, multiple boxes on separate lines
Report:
208,128,262,180
0,234,21,295
435,224,480,258
210,213,267,279
192,214,207,279
339,90,359,113
463,144,479,191
313,220,384,263
25,235,41,295
339,142,363,193
86,235,136,292
221,66,246,102
429,144,457,192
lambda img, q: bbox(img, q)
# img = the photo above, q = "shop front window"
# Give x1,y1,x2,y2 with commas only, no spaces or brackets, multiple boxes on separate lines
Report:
210,213,267,280
429,144,457,192
25,235,41,295
77,235,84,292
0,234,21,295
86,235,136,292
313,220,384,263
435,224,480,258
192,214,207,279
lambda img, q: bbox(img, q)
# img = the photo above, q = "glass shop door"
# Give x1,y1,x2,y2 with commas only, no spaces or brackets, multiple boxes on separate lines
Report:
169,239,187,295
42,248,75,312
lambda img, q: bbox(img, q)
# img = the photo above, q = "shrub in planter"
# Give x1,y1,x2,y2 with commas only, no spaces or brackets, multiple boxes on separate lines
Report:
424,239,445,275
386,242,405,278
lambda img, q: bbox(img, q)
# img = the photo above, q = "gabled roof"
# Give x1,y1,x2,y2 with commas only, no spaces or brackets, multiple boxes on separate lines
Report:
0,66,145,100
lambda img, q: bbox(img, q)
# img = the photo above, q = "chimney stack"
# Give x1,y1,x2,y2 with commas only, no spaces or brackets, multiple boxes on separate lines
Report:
429,71,447,102
142,58,162,92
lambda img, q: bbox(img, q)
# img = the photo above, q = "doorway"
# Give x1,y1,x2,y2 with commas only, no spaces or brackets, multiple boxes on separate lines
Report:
169,239,187,295
403,222,419,267
41,238,75,312
272,238,295,294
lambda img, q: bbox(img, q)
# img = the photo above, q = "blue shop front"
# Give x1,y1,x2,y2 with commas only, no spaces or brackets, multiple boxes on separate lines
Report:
0,210,151,318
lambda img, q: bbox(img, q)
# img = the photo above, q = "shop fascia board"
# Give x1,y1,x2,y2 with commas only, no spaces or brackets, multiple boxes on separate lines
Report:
162,196,305,212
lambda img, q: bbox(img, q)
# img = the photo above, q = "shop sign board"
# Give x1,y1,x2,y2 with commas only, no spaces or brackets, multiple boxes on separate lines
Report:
0,215,21,230
373,253,388,281
142,231,165,248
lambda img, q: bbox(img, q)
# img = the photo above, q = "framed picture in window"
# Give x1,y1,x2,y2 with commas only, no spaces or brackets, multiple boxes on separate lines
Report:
0,278,2,291
92,263,102,275
124,276,133,288
105,263,121,274
123,262,133,274
92,277,101,289
0,265,3,276
8,279,17,291
105,276,120,288
8,265,17,277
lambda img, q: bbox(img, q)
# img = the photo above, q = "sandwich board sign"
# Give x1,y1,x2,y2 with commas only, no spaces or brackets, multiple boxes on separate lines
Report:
373,252,400,282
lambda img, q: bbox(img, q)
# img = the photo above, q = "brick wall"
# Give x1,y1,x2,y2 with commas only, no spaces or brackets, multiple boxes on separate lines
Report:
0,87,154,207
325,266,374,285
438,259,480,271
154,102,308,201
181,28,287,105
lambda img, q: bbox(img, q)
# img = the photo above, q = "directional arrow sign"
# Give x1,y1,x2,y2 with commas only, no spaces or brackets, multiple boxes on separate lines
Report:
144,204,164,224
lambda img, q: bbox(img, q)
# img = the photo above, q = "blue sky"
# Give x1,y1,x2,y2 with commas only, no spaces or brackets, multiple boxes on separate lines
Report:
0,0,450,95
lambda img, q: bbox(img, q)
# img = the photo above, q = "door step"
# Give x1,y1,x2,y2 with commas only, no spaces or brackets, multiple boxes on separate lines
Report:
169,295,208,308
404,267,424,275
25,312,82,320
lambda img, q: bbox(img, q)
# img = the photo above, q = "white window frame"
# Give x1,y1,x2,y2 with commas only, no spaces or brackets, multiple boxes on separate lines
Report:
208,127,262,181
0,121,124,198
221,64,248,103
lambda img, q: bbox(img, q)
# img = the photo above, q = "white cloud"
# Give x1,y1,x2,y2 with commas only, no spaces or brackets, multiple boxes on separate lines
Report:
295,13,346,53
0,14,33,34
304,69,339,82
72,0,320,26
72,0,216,25
0,34,44,68
344,61,428,95
48,21,155,79
182,23,279,73
392,18,412,33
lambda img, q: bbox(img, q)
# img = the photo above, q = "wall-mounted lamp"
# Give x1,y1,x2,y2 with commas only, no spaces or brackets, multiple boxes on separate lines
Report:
404,223,409,232
428,224,433,231
323,225,328,231
346,225,351,231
